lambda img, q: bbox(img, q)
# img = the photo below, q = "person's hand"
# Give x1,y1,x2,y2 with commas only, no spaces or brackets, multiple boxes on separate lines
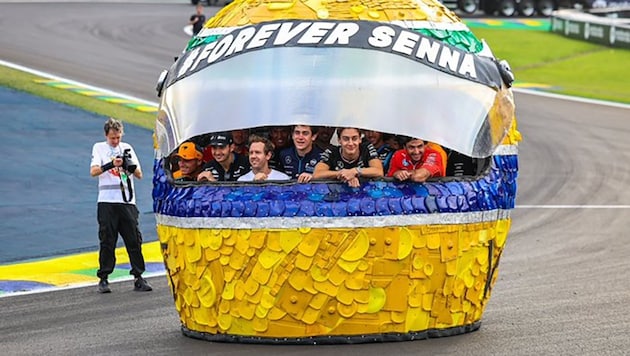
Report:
253,172,268,181
393,170,411,181
346,177,360,188
337,168,357,182
297,172,313,183
197,171,215,182
113,157,124,168
410,168,431,183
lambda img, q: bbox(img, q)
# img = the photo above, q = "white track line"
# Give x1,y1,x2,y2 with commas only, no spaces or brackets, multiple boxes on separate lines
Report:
513,88,630,110
0,59,158,106
516,205,630,209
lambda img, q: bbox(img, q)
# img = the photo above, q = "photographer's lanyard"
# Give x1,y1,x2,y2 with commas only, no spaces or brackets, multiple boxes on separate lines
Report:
120,171,133,203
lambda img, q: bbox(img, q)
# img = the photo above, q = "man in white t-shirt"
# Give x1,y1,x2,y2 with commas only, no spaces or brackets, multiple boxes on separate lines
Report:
89,118,152,294
237,135,290,182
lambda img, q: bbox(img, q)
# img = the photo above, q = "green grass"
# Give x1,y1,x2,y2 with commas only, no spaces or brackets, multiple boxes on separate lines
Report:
2,27,630,117
0,65,155,130
472,28,630,104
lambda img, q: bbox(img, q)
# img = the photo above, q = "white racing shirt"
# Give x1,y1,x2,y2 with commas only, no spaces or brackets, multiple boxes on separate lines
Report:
91,141,141,204
237,169,290,182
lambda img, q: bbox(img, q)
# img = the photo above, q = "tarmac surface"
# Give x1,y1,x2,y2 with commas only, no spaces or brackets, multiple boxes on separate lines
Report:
1,2,630,355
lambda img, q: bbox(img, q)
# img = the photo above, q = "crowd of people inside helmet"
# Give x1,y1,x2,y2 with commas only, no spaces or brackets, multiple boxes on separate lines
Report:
167,125,486,186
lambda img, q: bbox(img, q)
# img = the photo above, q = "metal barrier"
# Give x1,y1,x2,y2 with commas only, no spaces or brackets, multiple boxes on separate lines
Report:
550,8,630,48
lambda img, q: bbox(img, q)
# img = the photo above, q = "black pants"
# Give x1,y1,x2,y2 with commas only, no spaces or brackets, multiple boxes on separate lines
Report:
96,203,146,280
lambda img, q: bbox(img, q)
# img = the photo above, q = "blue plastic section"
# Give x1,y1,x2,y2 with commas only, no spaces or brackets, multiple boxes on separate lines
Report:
153,154,519,218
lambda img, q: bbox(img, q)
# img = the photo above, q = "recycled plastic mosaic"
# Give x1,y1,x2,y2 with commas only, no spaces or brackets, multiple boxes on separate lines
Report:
153,149,517,341
157,220,509,339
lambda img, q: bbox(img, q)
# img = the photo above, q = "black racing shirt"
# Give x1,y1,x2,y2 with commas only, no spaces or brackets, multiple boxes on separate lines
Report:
279,146,323,179
320,143,378,171
201,153,250,181
269,147,284,171
190,14,206,36
375,144,395,172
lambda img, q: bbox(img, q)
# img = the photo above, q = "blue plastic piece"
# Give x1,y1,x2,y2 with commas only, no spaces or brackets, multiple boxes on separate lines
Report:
411,196,427,214
446,182,464,196
401,197,414,214
425,196,438,213
211,201,222,217
375,198,390,216
316,202,334,217
270,200,285,216
231,201,245,217
436,196,449,211
220,201,232,217
243,201,257,217
360,198,376,216
298,201,315,216
413,185,430,197
347,198,361,216
284,201,300,217
255,201,269,217
388,198,403,215
332,201,348,216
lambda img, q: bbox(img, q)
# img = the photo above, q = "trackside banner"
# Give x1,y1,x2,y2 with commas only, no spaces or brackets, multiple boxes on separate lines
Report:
551,15,630,49
167,20,503,90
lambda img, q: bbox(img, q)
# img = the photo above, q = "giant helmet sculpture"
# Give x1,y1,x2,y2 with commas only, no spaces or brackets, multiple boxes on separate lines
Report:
153,0,521,344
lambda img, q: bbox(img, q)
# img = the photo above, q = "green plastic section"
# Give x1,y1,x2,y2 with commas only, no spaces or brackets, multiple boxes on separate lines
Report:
416,28,483,53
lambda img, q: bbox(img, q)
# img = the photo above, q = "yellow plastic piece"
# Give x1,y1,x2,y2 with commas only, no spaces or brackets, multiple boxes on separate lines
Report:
340,231,370,262
298,233,321,257
258,249,285,269
198,275,217,308
280,231,302,253
366,287,386,313
398,228,414,259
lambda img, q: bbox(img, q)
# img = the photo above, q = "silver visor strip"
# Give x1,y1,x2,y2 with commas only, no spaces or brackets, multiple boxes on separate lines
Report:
493,144,519,156
156,209,511,230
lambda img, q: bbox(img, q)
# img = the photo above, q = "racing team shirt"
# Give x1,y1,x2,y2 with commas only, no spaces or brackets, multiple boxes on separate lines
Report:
237,169,290,182
375,144,395,172
320,143,379,170
278,146,323,179
386,145,445,178
201,153,250,181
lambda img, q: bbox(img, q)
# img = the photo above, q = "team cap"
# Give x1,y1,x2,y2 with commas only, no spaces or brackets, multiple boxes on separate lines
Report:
176,142,203,160
209,132,233,147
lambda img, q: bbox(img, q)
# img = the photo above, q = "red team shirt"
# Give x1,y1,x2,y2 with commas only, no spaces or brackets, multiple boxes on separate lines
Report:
386,144,446,178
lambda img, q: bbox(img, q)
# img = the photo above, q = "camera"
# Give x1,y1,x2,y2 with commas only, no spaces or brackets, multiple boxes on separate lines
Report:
117,148,137,173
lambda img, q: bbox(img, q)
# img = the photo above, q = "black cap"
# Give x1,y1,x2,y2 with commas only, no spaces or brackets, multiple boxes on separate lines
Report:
209,132,233,147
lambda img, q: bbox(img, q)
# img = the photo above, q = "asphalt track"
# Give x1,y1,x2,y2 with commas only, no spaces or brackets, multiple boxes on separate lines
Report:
1,2,630,355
